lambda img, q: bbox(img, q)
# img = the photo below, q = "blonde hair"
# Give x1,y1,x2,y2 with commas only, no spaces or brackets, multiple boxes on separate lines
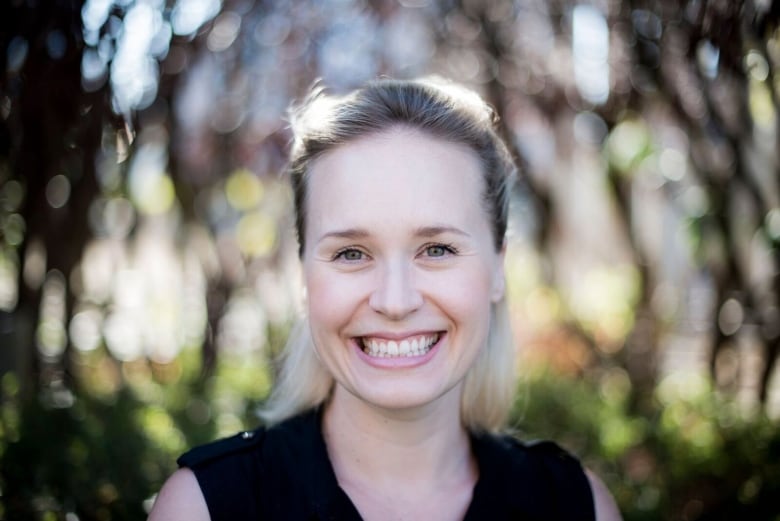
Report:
259,77,517,432
260,298,515,432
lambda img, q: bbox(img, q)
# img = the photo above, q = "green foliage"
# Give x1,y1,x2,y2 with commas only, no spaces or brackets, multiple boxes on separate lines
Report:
3,357,777,520
514,367,780,521
0,348,272,520
1,389,170,520
1,0,779,519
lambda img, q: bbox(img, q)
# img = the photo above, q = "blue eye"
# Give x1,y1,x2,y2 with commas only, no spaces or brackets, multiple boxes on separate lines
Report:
335,248,364,261
424,244,456,257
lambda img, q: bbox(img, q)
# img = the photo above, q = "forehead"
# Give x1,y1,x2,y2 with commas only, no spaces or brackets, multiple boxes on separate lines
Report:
305,129,487,229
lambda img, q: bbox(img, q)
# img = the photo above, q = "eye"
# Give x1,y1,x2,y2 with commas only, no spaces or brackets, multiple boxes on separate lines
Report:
334,248,365,262
423,243,456,258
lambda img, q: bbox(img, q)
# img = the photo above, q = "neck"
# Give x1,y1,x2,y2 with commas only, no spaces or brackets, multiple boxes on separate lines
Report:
322,384,474,489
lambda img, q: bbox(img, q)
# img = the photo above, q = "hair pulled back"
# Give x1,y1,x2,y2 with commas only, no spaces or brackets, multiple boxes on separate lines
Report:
261,78,517,432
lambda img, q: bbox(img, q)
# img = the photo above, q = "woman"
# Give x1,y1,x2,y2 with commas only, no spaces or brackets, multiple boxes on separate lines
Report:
149,78,622,520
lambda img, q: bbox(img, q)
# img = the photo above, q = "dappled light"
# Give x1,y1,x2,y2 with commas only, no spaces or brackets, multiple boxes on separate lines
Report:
2,0,780,519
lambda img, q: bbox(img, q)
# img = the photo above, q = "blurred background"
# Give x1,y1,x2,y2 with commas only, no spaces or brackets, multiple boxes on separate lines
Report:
1,0,779,519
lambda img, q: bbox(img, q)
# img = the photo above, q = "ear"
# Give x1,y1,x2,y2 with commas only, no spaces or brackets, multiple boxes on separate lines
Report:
491,244,506,303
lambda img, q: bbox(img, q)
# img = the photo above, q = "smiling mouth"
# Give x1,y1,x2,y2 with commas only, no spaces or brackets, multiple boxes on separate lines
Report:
357,334,441,358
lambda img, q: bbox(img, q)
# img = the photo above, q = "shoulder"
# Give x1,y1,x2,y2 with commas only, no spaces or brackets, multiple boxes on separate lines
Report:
507,437,591,492
176,411,318,473
483,434,623,521
176,427,266,470
585,469,623,521
484,434,587,480
147,468,209,521
473,433,597,520
155,410,323,521
177,407,320,471
148,429,267,521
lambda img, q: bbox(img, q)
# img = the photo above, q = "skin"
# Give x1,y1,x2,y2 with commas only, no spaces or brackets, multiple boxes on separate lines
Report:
147,468,208,521
305,128,503,520
303,127,505,417
147,127,622,521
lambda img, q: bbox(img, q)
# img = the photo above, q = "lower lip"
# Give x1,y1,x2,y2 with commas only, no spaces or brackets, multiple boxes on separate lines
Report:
354,336,443,369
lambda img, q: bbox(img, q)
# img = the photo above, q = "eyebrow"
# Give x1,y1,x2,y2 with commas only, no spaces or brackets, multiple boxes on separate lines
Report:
317,228,371,242
413,225,471,238
317,225,470,243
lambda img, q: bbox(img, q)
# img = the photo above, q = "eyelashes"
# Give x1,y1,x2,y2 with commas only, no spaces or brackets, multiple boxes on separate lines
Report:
332,247,365,262
331,243,459,263
423,243,457,257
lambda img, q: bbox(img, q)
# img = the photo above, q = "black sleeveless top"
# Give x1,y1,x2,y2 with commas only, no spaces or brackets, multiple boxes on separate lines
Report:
178,408,595,520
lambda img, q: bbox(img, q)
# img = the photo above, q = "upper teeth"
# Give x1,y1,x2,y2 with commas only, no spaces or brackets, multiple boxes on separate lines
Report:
362,334,439,358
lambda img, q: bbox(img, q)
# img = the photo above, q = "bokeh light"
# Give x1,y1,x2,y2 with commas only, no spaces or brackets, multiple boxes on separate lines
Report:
3,1,780,519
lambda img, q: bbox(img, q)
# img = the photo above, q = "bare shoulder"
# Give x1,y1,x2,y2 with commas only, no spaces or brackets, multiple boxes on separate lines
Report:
585,469,623,521
147,468,210,521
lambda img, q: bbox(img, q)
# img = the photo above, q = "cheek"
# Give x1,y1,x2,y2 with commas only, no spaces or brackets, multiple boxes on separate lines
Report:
305,269,365,333
305,271,337,325
427,268,495,322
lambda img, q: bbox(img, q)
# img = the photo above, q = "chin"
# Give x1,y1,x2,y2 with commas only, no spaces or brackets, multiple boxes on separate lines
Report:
348,381,457,413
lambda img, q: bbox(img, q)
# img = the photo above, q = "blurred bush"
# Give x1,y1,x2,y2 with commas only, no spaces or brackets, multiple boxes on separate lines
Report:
2,0,780,520
515,365,780,521
0,347,272,520
2,356,778,520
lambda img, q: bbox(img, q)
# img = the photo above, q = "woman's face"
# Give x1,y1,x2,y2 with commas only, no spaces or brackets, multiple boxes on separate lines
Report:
303,128,505,413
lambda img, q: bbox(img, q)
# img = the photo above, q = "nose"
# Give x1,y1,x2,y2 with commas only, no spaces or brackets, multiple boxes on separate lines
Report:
368,259,423,319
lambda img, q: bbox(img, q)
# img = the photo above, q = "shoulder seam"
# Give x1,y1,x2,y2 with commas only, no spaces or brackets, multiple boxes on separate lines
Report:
177,427,266,468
